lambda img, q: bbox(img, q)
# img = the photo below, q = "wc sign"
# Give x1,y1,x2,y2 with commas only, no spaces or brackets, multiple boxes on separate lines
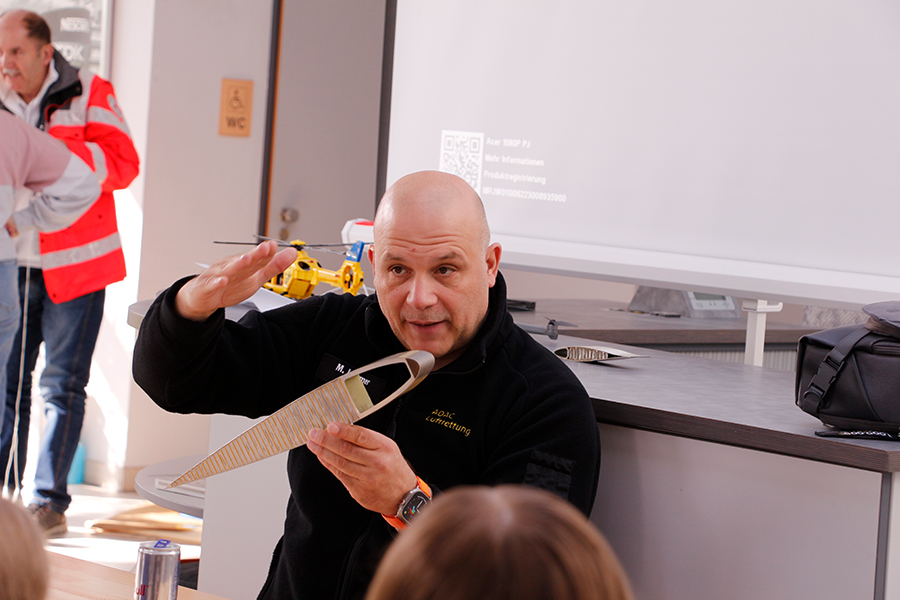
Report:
219,79,253,137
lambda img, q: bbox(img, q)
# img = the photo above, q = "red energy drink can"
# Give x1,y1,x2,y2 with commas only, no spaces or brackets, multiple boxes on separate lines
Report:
134,539,181,600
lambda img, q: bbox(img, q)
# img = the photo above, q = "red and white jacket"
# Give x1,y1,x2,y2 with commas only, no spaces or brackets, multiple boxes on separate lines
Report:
1,110,99,264
2,51,140,303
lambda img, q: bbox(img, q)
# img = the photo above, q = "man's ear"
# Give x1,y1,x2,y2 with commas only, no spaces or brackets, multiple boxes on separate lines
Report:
485,243,501,287
367,244,376,274
40,43,53,66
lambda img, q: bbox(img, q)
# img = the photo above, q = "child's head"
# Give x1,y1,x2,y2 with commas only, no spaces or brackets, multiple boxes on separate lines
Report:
0,498,49,600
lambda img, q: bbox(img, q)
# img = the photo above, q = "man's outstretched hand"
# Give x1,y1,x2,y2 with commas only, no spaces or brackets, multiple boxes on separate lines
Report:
175,240,298,321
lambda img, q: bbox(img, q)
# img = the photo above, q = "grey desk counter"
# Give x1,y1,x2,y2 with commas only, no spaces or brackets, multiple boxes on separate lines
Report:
542,335,900,473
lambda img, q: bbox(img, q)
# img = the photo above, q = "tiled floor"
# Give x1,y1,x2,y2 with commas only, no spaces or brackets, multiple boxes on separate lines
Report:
5,483,201,574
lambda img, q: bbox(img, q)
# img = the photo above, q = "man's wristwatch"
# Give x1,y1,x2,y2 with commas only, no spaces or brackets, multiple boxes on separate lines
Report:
383,476,432,530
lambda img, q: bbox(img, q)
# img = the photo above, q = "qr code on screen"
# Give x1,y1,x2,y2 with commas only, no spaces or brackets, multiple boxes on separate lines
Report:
439,130,484,193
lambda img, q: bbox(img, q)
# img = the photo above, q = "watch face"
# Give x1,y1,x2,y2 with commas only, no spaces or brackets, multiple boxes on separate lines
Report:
399,490,431,524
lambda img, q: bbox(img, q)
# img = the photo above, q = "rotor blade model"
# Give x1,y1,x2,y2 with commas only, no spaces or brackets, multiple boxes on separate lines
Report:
554,345,649,363
166,350,434,489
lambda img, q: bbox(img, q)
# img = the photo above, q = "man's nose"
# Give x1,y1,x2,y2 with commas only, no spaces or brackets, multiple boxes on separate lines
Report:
406,275,438,309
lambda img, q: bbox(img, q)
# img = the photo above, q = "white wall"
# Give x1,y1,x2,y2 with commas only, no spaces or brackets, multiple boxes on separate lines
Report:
127,0,278,477
266,0,386,245
80,0,155,488
503,270,635,303
135,0,275,300
88,0,277,487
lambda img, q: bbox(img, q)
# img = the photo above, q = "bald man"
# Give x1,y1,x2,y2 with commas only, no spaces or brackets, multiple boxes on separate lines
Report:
134,171,600,600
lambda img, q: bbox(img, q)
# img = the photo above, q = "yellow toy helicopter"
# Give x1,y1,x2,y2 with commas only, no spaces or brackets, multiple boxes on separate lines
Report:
216,238,368,300
266,239,367,299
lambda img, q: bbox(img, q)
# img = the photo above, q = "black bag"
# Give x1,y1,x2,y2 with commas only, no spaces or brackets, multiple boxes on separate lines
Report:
796,301,900,432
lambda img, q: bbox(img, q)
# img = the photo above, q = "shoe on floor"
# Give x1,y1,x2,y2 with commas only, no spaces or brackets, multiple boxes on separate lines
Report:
28,503,68,537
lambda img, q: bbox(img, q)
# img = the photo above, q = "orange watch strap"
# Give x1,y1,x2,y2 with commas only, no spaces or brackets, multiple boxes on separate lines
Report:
383,476,431,530
382,514,406,529
416,477,432,497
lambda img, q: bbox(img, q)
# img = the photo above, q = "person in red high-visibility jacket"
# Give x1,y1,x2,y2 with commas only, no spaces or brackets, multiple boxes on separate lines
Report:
0,9,139,536
1,112,100,511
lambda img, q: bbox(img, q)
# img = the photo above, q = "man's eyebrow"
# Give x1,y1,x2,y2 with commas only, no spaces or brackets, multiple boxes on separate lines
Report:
435,251,463,262
382,250,463,262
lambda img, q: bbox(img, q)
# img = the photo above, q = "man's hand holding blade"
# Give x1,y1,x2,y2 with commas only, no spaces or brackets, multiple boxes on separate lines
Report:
307,422,417,515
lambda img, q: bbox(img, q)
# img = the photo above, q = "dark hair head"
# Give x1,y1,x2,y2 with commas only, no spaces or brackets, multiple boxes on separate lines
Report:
0,498,49,600
366,485,635,600
1,10,52,45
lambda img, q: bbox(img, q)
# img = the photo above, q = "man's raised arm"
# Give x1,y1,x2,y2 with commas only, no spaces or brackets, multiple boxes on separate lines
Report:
175,240,298,321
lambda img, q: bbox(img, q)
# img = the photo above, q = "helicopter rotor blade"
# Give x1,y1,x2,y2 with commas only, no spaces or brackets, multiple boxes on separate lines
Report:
252,234,352,249
214,238,360,251
213,239,298,248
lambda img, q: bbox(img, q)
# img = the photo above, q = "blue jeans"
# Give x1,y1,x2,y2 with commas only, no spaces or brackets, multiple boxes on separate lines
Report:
0,260,20,443
0,267,104,512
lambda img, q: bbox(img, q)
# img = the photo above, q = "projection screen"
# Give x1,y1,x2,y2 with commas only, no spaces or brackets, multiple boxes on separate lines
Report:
384,0,900,309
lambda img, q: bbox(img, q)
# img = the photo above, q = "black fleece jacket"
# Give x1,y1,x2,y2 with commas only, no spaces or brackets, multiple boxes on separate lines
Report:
133,273,601,600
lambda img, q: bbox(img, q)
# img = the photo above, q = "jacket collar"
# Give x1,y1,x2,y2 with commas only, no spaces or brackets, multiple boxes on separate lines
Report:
36,51,82,128
45,50,80,97
364,272,512,374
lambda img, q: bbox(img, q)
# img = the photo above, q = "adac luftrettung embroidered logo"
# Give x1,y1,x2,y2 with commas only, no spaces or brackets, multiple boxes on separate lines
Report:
426,409,471,437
